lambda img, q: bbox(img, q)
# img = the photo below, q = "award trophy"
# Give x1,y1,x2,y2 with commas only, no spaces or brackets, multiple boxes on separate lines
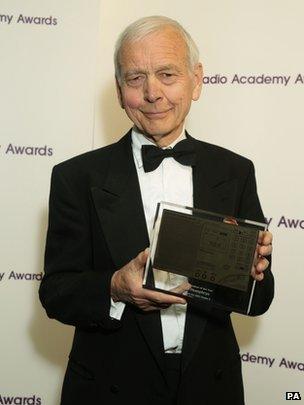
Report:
143,202,267,314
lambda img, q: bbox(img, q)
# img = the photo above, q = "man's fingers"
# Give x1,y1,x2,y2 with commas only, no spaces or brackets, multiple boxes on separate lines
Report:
253,272,264,281
256,257,269,272
142,288,187,305
258,230,273,246
131,297,163,311
133,248,149,269
170,282,192,295
251,257,269,281
130,286,188,311
258,243,273,256
128,250,190,308
255,230,273,259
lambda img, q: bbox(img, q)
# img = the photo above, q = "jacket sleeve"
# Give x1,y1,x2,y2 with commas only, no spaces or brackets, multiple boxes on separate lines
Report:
237,161,274,316
39,166,121,330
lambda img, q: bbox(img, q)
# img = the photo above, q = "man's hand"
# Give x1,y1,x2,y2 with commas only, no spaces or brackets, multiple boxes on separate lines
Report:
251,230,273,281
111,249,191,311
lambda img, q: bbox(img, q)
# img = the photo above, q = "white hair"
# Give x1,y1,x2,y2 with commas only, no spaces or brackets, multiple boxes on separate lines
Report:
114,15,200,83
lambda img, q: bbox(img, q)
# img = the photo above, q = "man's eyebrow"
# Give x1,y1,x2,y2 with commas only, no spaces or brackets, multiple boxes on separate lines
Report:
124,64,182,77
124,69,147,77
156,64,181,72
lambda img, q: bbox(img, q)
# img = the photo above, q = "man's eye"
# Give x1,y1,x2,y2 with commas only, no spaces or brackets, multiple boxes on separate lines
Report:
127,76,143,85
160,73,176,83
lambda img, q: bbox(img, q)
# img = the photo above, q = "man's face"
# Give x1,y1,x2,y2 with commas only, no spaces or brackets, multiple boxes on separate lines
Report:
116,27,203,146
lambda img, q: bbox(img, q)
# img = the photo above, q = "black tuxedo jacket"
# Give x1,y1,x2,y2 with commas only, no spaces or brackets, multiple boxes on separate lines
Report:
39,131,274,405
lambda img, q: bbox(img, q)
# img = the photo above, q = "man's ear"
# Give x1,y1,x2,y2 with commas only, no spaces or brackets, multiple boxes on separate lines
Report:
115,76,124,109
192,62,203,101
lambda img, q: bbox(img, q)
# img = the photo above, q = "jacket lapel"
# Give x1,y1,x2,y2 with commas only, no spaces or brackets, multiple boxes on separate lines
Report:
91,132,148,267
90,131,166,378
181,135,237,373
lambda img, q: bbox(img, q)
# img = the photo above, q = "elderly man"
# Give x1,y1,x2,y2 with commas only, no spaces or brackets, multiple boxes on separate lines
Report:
39,16,274,405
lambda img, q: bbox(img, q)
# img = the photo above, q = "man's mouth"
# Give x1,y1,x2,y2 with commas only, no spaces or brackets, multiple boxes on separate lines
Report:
141,109,172,118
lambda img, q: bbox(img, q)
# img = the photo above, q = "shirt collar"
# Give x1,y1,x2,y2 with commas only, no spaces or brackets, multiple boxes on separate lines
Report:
131,126,186,169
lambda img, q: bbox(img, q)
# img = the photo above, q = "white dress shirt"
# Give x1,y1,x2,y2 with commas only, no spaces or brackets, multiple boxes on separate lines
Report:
110,127,193,353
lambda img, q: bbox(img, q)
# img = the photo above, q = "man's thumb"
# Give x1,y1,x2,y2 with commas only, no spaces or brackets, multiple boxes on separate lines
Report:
135,248,149,267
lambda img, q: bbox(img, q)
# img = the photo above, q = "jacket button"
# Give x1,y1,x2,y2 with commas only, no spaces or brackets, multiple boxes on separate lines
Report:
110,384,120,393
214,369,223,380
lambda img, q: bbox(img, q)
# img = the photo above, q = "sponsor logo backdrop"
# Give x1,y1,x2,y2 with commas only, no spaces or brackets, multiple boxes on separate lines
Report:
0,0,100,403
1,0,303,404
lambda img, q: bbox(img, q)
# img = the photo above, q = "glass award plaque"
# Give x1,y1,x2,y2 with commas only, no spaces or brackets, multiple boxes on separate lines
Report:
143,202,268,314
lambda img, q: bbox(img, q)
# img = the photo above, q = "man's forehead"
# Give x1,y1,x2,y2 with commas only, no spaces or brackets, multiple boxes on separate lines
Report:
119,28,188,70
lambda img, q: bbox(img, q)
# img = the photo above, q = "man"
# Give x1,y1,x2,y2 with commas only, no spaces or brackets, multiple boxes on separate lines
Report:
39,16,274,405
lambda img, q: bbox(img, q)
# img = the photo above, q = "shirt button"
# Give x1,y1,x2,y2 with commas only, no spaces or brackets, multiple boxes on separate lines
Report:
110,384,120,393
214,369,223,380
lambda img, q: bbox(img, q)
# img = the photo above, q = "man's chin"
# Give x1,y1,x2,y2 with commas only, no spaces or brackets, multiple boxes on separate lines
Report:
135,125,181,141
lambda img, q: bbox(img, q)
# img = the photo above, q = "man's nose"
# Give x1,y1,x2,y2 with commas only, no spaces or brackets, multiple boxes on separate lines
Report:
143,77,162,103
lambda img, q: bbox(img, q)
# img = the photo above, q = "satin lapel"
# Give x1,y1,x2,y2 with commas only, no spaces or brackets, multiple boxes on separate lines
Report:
91,133,148,267
182,136,237,373
90,132,166,377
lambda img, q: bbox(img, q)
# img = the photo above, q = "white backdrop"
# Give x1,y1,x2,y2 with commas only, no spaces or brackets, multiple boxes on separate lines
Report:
0,0,100,403
1,1,303,404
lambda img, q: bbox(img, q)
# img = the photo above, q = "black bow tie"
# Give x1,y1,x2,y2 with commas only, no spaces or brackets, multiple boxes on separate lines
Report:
141,139,196,173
